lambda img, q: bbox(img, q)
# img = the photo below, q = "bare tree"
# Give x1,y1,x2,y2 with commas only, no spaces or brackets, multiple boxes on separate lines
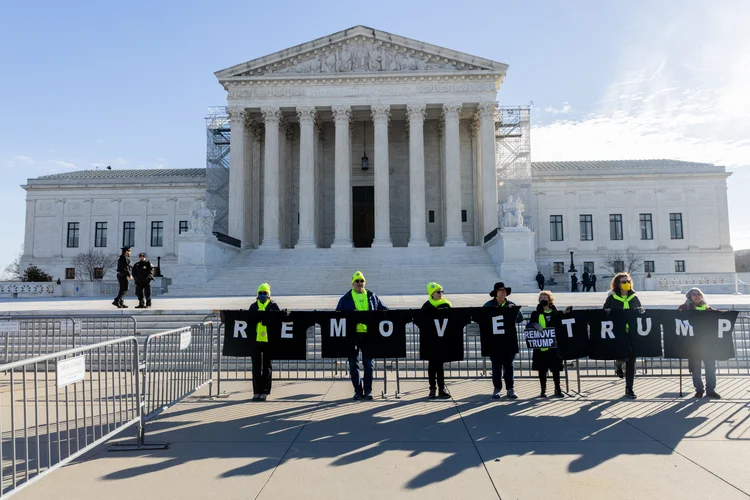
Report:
736,250,750,272
602,250,643,275
2,253,22,281
72,250,118,282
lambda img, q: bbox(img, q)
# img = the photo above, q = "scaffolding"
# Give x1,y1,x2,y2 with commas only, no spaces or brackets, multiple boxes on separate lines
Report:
495,105,533,230
205,106,230,234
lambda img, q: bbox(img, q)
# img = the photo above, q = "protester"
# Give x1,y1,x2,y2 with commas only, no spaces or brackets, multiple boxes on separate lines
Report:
112,246,132,308
336,271,388,401
529,291,571,397
679,288,721,399
483,282,524,399
131,252,155,309
535,271,545,291
603,272,643,399
421,282,452,399
249,283,280,401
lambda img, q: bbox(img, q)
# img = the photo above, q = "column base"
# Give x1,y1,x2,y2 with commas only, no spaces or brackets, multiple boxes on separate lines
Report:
408,237,430,248
258,237,281,250
295,239,317,249
331,239,353,249
444,237,467,247
371,239,393,248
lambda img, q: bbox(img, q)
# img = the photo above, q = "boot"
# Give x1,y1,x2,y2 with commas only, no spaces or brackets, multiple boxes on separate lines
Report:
135,302,146,309
428,388,437,399
554,386,564,398
146,301,152,308
120,303,129,308
437,387,451,399
112,300,122,308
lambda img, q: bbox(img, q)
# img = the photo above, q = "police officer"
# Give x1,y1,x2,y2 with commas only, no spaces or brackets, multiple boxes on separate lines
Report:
131,252,155,309
249,283,280,401
112,246,132,308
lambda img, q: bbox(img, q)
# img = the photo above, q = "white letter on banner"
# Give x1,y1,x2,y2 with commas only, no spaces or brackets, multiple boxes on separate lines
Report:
717,319,732,339
233,321,248,338
331,318,346,337
379,321,393,338
637,317,652,336
434,318,448,338
281,322,293,339
561,318,575,338
492,316,505,335
601,321,615,339
675,319,693,337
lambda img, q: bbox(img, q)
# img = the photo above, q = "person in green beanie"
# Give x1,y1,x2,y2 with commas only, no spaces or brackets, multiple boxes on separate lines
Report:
422,282,452,399
249,283,280,401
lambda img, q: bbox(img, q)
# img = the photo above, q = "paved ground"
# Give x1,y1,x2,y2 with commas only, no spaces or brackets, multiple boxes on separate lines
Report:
12,377,750,500
2,290,750,313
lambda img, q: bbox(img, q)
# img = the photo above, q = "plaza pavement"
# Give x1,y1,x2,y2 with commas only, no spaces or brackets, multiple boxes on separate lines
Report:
11,377,750,500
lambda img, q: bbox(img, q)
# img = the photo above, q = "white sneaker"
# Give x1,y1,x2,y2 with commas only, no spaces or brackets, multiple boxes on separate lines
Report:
507,390,518,399
492,388,501,399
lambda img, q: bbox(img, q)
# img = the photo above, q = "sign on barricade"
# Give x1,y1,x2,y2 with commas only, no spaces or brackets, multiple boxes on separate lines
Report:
56,355,85,387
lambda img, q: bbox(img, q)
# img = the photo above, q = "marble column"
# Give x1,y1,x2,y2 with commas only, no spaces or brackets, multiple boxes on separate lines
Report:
296,106,317,248
227,107,246,244
371,104,392,247
259,107,281,249
331,105,352,248
478,102,498,239
442,103,466,247
407,103,429,247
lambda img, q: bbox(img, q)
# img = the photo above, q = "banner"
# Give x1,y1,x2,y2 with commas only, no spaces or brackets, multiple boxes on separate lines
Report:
415,309,472,362
357,309,409,358
587,309,632,360
554,310,590,360
318,311,358,358
662,310,738,361
222,310,308,360
625,310,663,358
473,307,521,358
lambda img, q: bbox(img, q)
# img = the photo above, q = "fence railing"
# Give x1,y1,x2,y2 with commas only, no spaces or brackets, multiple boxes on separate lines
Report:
0,337,141,498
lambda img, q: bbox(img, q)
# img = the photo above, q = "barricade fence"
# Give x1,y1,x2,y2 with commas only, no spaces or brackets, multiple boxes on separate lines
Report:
0,337,141,498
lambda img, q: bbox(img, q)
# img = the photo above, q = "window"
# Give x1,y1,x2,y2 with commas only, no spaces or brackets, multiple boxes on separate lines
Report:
179,220,188,234
579,214,593,241
584,261,595,273
669,213,684,239
609,214,623,240
123,222,135,247
640,214,653,240
461,210,467,223
65,268,75,280
553,262,565,274
644,261,655,273
550,215,564,241
428,211,435,223
94,222,107,247
675,260,685,272
94,268,104,280
151,221,164,247
614,260,625,273
66,222,79,248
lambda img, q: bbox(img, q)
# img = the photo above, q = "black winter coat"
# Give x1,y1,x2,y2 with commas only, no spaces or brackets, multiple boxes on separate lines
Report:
116,254,131,278
131,260,154,284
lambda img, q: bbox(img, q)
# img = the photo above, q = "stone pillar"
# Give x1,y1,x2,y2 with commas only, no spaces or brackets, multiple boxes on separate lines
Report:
442,103,466,247
296,106,317,248
407,103,429,247
371,104,392,248
331,105,352,248
478,102,498,240
259,107,281,249
227,107,247,244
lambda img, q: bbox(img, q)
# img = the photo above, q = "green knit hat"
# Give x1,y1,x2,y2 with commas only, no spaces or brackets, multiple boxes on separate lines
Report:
352,271,366,284
427,282,443,296
257,283,271,295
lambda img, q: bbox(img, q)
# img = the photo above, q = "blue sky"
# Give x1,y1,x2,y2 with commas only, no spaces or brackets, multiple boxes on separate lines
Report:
1,0,748,274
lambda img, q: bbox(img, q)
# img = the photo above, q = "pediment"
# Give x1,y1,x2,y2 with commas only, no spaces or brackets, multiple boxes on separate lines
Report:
216,25,507,80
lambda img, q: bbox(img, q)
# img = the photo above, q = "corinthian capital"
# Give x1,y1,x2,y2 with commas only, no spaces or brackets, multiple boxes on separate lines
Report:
370,104,391,124
227,106,247,124
477,101,498,120
442,103,462,121
261,107,282,125
332,105,351,123
296,106,317,125
406,103,426,123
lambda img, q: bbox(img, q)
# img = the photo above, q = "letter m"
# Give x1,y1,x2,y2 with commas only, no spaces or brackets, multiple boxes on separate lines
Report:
331,318,346,337
675,319,694,337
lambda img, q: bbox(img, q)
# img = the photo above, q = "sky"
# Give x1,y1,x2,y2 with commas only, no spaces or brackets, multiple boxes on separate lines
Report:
1,0,748,275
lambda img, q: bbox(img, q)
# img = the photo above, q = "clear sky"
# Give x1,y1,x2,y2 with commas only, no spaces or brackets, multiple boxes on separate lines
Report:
1,0,748,275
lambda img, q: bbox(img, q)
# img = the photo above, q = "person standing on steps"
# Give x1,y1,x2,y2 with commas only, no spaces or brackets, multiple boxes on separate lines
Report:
112,246,132,308
483,282,524,399
249,283,280,401
422,282,452,399
536,271,545,291
336,271,388,401
603,272,643,399
679,288,721,399
131,253,155,309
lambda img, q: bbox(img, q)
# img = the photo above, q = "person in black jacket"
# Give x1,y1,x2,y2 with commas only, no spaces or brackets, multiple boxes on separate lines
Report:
422,282,452,399
483,282,524,399
590,273,598,292
112,246,132,308
529,291,571,398
535,271,545,291
582,271,590,292
249,283,280,401
335,271,388,401
131,253,154,309
571,274,578,292
603,272,643,399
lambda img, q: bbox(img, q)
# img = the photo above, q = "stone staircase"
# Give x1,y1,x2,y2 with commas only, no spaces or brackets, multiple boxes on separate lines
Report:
166,246,539,297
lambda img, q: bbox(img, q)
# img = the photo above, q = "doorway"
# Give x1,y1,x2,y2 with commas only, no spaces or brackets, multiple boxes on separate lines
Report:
352,186,374,248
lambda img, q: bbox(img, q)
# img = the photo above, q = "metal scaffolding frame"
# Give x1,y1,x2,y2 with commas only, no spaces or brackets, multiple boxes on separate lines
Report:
205,106,230,234
495,105,533,230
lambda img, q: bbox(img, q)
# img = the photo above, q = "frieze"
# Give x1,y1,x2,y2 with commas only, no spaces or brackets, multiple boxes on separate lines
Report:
226,82,497,100
37,201,54,213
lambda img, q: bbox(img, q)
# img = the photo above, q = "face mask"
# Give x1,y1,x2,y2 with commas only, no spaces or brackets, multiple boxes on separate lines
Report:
540,299,549,307
620,283,631,292
258,293,269,301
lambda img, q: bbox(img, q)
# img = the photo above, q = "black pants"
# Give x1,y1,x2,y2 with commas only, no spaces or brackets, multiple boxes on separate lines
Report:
539,370,561,392
616,357,636,391
136,282,152,304
537,282,544,291
251,343,272,395
114,275,129,304
490,353,515,390
428,359,445,391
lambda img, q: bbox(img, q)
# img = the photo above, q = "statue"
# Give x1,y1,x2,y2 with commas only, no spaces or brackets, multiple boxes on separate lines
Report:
501,196,525,229
188,201,216,235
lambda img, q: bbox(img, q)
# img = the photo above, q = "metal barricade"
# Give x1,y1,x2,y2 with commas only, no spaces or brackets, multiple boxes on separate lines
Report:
0,337,141,498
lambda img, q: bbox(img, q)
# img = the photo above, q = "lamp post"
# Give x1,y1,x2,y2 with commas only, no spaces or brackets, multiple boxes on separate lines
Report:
568,251,577,273
155,256,162,277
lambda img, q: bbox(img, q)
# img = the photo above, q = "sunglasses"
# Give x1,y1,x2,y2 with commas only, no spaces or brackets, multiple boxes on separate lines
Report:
620,280,632,284
354,280,365,284
434,290,444,294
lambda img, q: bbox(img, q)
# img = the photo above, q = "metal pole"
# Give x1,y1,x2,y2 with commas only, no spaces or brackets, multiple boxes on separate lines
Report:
679,359,683,397
576,359,581,395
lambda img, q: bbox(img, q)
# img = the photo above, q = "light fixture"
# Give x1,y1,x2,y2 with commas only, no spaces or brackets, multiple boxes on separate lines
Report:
361,121,369,171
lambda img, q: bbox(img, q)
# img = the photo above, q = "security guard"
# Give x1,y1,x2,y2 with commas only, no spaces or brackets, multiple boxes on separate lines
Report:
131,253,154,309
249,283,280,401
112,246,132,308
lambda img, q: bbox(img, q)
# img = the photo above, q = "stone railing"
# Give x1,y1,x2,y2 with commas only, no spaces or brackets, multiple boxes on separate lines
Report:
0,282,61,298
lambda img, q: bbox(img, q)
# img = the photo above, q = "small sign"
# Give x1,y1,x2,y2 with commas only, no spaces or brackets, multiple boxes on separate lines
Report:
57,356,86,388
0,321,19,333
179,331,191,350
525,327,558,349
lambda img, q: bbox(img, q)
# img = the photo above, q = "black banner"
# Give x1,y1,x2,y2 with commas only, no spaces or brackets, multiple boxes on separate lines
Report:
626,310,663,358
473,307,521,358
587,309,632,360
554,310,589,360
357,309,409,359
222,309,307,360
415,308,472,362
662,310,738,361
